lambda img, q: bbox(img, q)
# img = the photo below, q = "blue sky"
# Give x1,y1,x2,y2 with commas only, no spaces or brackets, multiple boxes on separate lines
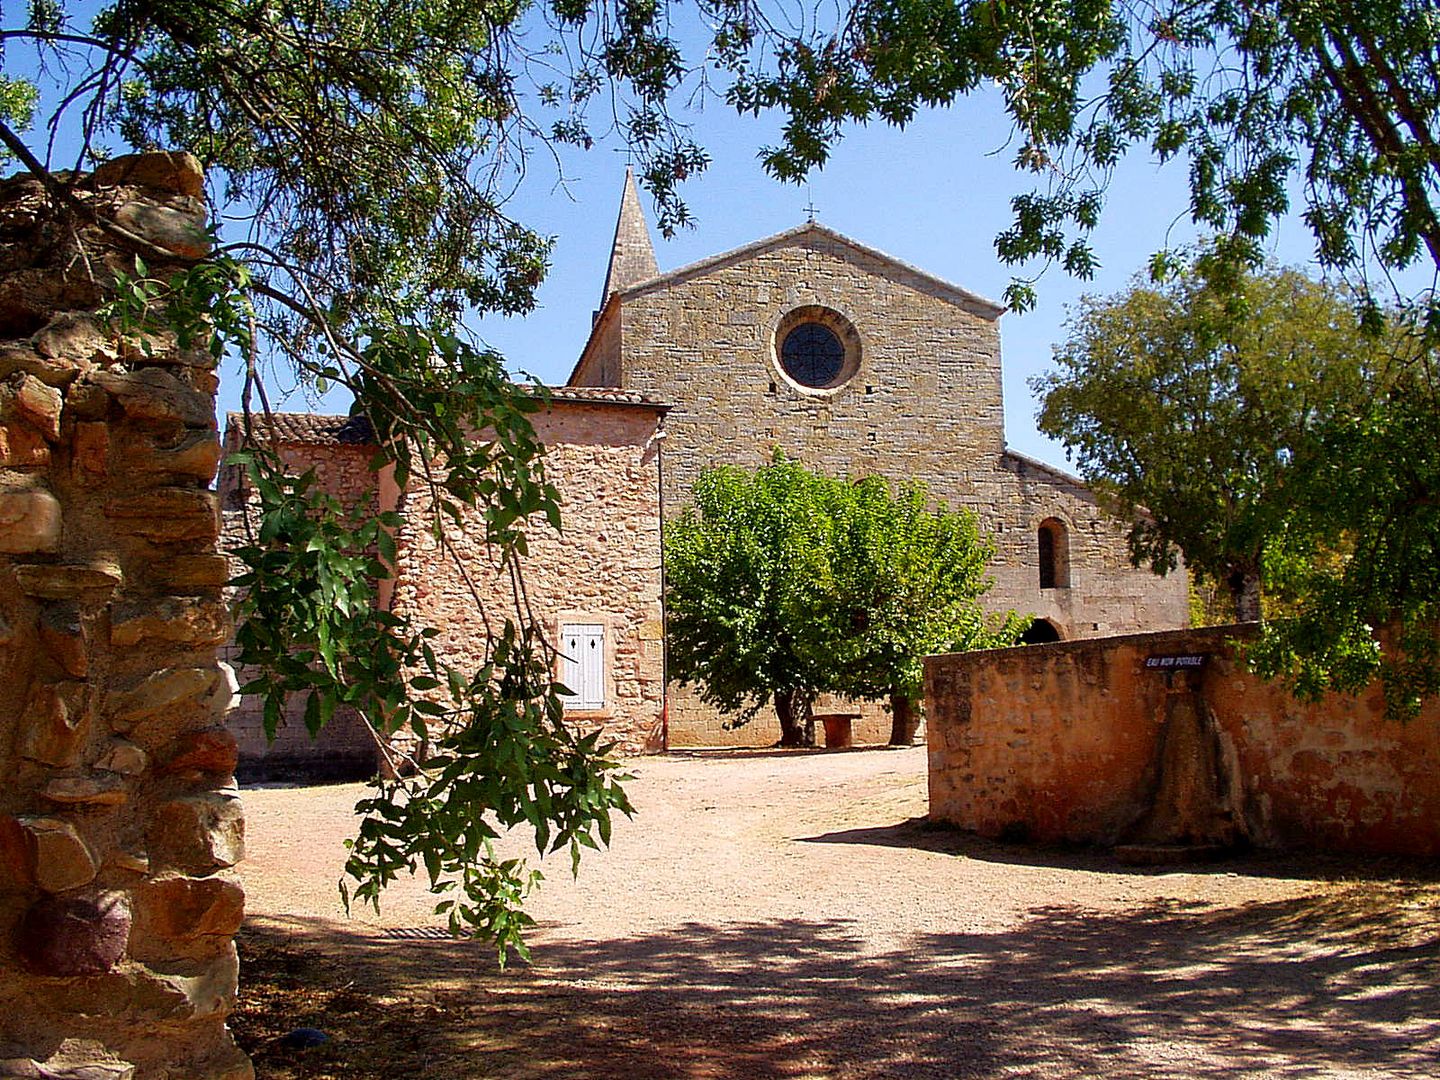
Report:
3,25,1331,471
447,90,1329,469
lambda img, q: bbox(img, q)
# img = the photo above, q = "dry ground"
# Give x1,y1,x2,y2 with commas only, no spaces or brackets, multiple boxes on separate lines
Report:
233,746,1440,1078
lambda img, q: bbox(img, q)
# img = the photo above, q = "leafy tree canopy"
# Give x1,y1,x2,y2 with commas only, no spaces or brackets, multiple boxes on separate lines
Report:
1034,253,1392,621
1034,251,1440,716
6,0,1440,949
665,454,1022,747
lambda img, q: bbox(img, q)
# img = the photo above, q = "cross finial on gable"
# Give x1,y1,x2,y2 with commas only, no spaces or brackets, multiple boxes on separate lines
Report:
804,183,818,223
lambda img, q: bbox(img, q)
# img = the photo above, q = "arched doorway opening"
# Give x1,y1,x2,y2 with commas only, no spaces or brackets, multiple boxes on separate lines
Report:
1020,618,1063,644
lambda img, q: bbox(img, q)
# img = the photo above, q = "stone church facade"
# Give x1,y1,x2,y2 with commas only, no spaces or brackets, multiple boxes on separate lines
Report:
223,172,1188,768
570,171,1190,745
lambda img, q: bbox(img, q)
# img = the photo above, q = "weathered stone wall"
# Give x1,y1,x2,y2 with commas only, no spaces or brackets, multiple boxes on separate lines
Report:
218,425,381,780
383,400,667,756
925,626,1440,855
578,224,1188,745
0,156,251,1077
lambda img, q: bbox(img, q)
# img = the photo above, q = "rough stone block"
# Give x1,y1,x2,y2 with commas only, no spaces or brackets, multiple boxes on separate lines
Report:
136,430,223,479
61,379,110,421
14,375,63,441
0,1040,136,1079
0,421,50,467
0,489,61,554
156,554,230,590
113,201,210,261
103,488,219,543
106,850,150,876
110,597,228,648
132,873,244,948
89,369,212,428
160,727,239,778
0,345,82,388
88,151,205,199
125,943,239,1022
205,661,241,722
95,739,148,776
17,816,98,893
17,892,130,976
108,666,221,728
18,681,89,767
42,777,127,807
30,312,116,367
149,793,244,872
13,563,121,601
38,605,87,678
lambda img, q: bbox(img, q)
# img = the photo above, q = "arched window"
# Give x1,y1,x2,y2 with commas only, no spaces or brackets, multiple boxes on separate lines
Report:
1038,518,1070,589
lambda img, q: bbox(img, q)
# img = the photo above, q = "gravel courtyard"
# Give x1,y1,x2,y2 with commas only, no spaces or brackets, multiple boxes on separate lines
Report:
235,745,1440,1078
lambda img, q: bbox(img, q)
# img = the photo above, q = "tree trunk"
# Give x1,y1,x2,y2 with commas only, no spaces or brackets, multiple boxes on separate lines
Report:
1227,568,1263,623
774,689,815,747
888,691,922,746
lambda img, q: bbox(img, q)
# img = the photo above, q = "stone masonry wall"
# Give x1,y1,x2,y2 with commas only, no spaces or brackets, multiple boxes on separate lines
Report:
0,156,251,1078
925,626,1440,855
388,402,666,756
219,430,380,780
582,226,1188,745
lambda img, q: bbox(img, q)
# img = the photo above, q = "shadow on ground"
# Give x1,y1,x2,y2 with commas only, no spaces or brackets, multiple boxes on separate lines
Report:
233,881,1440,1079
797,817,1440,882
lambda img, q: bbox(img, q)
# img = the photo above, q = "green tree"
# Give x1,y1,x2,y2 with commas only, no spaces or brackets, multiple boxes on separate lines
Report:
665,455,1018,746
817,476,1026,744
8,0,1440,947
1033,256,1389,623
665,456,834,747
703,0,1440,315
0,0,670,957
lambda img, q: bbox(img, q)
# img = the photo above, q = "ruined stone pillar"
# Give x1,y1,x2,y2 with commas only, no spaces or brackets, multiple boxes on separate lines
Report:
0,154,251,1079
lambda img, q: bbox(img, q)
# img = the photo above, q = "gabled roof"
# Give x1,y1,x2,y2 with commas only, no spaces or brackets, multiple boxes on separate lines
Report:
1000,448,1086,488
612,221,1007,319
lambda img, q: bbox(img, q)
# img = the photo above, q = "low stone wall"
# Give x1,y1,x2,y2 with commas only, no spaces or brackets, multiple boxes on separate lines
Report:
665,687,900,748
925,625,1440,856
0,156,251,1078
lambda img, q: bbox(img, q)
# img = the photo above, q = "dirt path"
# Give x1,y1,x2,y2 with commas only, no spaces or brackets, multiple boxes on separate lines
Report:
234,746,1440,1078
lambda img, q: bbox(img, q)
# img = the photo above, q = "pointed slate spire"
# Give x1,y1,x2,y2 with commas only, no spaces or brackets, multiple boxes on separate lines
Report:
599,167,659,308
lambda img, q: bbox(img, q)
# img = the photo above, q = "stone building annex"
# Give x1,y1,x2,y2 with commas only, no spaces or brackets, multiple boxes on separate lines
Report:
226,172,1189,771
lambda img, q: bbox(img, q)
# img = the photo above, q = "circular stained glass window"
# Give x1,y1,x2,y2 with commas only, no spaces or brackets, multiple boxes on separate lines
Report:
780,323,846,387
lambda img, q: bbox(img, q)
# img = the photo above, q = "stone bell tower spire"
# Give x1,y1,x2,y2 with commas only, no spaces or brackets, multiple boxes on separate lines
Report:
599,167,659,308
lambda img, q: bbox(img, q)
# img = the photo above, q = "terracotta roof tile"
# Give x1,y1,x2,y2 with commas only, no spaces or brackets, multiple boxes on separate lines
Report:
540,385,669,408
223,387,669,447
225,412,375,445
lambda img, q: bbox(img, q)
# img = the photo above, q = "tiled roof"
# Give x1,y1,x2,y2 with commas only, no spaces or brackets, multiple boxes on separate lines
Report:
540,385,669,408
223,387,669,447
225,412,376,445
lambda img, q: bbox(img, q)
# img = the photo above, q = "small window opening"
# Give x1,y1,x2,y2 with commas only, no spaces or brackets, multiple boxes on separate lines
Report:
1038,518,1071,589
